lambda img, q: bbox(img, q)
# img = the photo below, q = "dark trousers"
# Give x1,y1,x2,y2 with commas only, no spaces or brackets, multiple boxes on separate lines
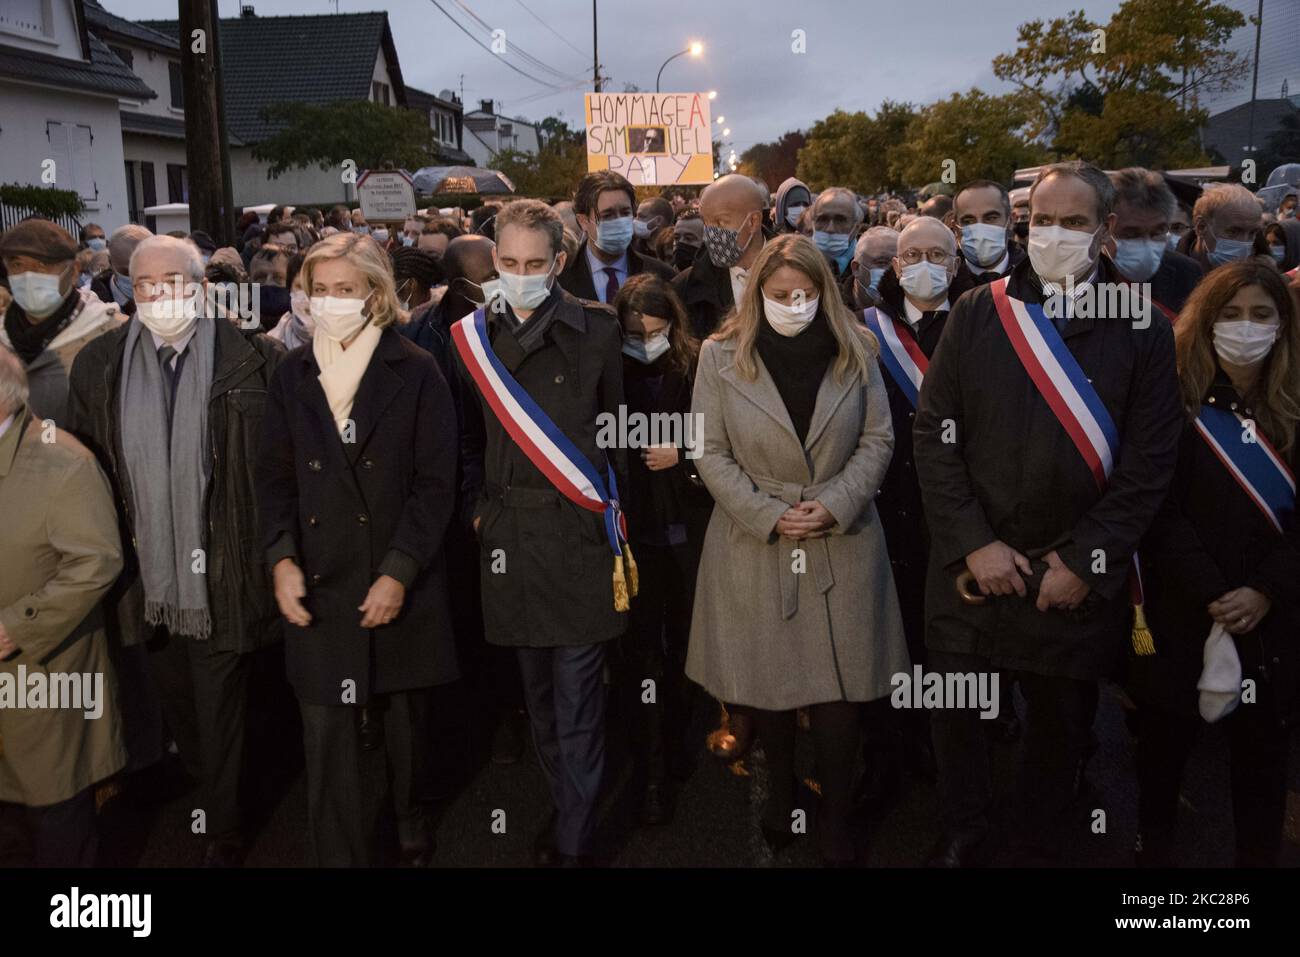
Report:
146,629,251,843
929,649,1094,859
0,787,98,867
1136,701,1289,866
517,642,608,856
741,701,861,862
299,690,431,867
617,541,696,785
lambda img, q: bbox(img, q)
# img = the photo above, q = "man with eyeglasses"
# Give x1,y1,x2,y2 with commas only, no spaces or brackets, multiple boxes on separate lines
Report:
558,171,674,305
1181,183,1266,273
810,186,863,282
843,226,897,311
913,161,1182,867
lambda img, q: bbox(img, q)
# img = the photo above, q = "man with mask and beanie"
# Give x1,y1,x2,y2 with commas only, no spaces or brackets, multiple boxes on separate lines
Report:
774,177,813,235
810,187,862,281
1,220,121,424
914,161,1183,867
559,171,674,304
673,173,770,338
66,235,284,867
452,200,628,866
952,180,1024,288
856,218,961,810
91,224,151,317
1106,168,1203,321
844,226,898,310
1181,183,1266,274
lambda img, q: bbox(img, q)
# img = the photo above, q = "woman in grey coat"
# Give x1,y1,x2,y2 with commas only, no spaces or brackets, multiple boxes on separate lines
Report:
686,233,909,864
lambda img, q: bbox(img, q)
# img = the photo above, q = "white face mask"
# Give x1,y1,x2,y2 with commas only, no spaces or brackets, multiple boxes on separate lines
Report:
960,222,1008,268
497,261,555,312
623,333,671,364
1027,224,1102,284
785,205,807,228
762,292,818,337
309,294,371,342
290,289,315,330
137,292,201,342
1213,319,1278,368
898,261,951,301
8,270,68,318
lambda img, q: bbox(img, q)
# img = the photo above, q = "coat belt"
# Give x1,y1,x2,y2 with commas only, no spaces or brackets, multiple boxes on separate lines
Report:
751,473,836,619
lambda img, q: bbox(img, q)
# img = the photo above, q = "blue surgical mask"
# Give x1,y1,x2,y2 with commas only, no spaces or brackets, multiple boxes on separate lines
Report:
1166,232,1182,252
1269,245,1286,263
113,272,134,300
1207,228,1254,267
86,237,107,252
785,205,807,228
401,235,415,247
1112,237,1166,281
960,223,1008,269
595,216,634,255
814,230,852,258
623,333,671,364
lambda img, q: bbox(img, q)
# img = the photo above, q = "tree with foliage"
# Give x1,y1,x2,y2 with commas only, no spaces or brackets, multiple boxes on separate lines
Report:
796,100,916,193
739,131,808,190
893,89,1046,186
252,100,436,178
492,116,588,200
993,0,1250,168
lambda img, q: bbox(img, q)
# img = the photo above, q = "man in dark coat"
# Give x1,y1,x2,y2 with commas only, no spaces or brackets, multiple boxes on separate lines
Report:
89,224,151,317
559,171,675,305
453,200,628,865
810,186,861,282
66,235,284,867
914,161,1183,866
672,174,770,339
1106,167,1203,319
951,180,1025,289
1178,182,1268,273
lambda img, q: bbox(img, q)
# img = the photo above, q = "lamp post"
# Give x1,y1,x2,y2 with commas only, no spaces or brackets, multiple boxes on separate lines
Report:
656,41,703,92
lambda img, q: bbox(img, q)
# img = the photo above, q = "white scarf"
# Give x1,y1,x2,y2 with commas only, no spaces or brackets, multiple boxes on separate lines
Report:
313,321,383,433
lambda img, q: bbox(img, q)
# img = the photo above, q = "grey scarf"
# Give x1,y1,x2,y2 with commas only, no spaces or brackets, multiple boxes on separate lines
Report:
119,317,215,639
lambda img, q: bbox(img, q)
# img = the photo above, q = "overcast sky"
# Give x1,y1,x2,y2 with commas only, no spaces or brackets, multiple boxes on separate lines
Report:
119,0,1131,155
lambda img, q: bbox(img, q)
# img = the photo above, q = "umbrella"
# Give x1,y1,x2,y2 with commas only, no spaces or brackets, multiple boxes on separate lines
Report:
411,165,515,196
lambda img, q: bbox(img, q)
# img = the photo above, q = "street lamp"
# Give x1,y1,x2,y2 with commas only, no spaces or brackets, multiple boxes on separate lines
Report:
707,90,717,100
656,41,704,92
716,116,725,124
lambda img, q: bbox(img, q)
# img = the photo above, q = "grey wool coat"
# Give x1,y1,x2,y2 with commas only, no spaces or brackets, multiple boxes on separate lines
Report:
686,335,910,711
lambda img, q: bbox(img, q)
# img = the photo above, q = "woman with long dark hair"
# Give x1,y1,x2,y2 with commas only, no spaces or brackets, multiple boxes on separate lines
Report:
1132,260,1300,866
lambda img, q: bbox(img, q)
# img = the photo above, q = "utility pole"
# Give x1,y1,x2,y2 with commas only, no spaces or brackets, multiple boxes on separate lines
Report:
592,0,600,92
180,0,234,245
1246,0,1263,160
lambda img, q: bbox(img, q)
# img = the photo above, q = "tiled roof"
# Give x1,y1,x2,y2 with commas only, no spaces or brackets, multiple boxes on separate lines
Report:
119,109,246,147
406,85,462,115
138,12,403,144
85,0,177,52
0,31,155,100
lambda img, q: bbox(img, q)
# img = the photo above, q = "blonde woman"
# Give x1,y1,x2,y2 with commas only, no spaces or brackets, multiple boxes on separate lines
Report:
687,232,908,864
1132,260,1300,866
255,232,459,866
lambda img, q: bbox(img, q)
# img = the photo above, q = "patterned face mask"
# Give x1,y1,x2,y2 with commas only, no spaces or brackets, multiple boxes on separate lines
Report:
703,213,755,268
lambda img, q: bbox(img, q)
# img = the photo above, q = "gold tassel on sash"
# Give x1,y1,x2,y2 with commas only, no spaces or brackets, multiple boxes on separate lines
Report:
1131,602,1155,656
612,546,640,612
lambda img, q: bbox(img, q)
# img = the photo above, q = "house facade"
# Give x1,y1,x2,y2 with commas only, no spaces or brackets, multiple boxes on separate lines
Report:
463,99,542,166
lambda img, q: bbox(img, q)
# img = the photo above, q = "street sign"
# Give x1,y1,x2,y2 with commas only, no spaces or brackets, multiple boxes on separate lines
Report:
356,169,416,222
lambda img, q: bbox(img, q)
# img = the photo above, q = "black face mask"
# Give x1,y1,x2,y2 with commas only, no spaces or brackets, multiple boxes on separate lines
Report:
1012,221,1029,241
673,243,700,270
258,283,291,328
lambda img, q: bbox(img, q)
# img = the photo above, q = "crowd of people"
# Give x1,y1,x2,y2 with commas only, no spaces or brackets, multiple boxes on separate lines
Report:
0,160,1297,869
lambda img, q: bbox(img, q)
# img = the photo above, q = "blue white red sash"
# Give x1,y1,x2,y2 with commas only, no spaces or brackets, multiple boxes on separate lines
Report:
1193,404,1296,535
990,276,1120,490
451,308,629,558
862,307,927,408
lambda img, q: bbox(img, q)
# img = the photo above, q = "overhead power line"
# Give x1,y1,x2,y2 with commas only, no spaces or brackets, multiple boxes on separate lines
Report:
426,0,565,90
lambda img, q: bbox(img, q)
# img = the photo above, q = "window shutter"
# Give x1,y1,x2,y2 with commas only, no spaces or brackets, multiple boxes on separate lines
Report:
169,62,184,110
70,125,96,200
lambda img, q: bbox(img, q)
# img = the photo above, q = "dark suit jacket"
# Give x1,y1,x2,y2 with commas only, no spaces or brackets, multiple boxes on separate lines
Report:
255,328,459,704
913,256,1183,679
558,236,676,303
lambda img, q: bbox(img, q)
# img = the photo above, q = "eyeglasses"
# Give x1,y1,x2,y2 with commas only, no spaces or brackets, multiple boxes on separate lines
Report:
897,248,954,265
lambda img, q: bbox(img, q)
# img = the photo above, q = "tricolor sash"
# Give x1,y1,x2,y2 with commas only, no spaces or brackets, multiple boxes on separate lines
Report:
1150,296,1178,326
1193,404,1296,535
863,307,927,408
990,276,1119,490
451,308,637,609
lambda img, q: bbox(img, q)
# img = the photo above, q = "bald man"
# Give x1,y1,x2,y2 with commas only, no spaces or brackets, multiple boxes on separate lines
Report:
672,173,770,338
811,186,864,280
90,224,152,316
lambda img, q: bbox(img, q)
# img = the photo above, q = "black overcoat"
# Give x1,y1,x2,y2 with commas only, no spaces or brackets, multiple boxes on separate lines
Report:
913,256,1183,679
255,328,459,705
1132,375,1300,726
454,287,629,648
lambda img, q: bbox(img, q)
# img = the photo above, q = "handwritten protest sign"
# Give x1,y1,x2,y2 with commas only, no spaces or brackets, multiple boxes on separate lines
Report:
584,92,714,185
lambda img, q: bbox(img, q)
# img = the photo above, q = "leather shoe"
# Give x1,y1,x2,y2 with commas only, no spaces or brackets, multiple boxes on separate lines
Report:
925,830,991,868
706,704,753,762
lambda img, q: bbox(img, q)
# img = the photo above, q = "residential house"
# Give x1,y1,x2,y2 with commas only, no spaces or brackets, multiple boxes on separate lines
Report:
405,85,472,165
462,99,542,167
0,0,152,233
